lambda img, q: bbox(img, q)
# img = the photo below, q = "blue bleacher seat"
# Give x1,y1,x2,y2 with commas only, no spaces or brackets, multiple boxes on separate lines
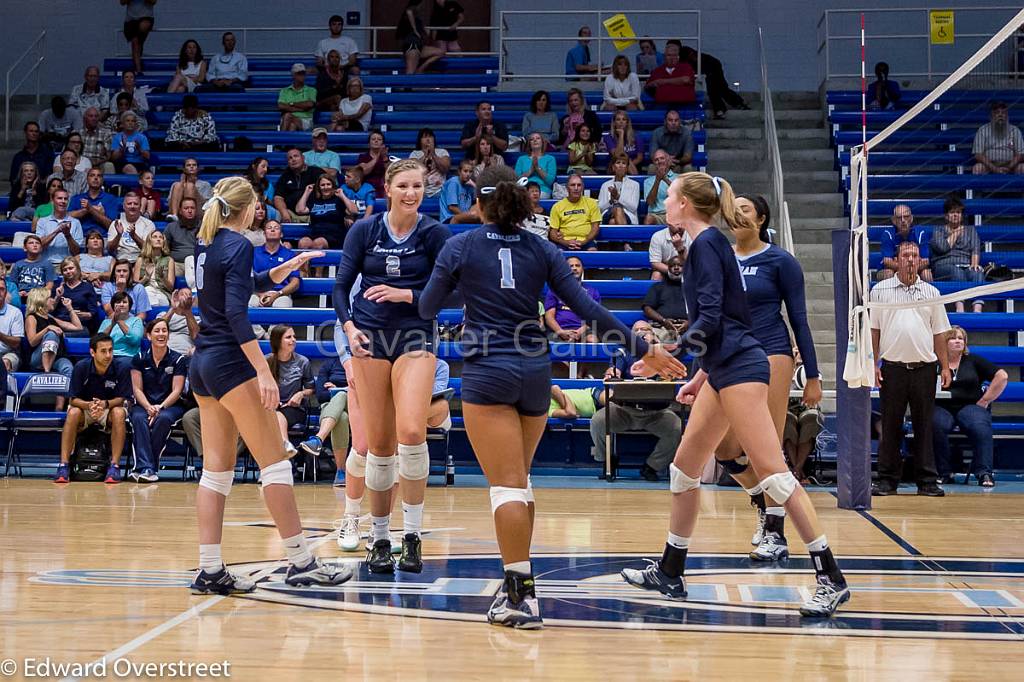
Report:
104,56,500,74
834,129,977,148
827,89,1024,108
837,151,971,168
104,73,500,91
862,198,1024,217
867,224,1024,243
830,110,1019,127
850,174,1024,192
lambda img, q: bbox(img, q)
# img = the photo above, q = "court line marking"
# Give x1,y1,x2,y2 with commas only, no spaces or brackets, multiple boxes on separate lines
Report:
828,491,924,556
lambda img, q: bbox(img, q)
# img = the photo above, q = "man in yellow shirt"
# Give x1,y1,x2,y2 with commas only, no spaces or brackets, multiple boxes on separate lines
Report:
549,174,601,250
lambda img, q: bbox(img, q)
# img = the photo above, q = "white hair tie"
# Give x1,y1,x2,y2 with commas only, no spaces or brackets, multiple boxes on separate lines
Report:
202,195,230,218
711,176,723,196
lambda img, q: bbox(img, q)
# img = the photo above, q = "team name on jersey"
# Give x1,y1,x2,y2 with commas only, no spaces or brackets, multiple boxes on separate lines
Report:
485,232,521,242
372,245,414,255
740,266,759,276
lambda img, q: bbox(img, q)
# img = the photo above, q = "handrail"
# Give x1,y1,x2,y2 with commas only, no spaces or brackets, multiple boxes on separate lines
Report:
758,27,793,254
4,30,46,143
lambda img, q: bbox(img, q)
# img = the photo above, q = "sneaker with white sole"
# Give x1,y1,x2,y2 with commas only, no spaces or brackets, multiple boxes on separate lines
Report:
487,572,543,630
751,508,766,546
285,558,353,587
338,515,361,552
190,567,256,595
799,575,851,617
620,560,687,600
749,531,789,562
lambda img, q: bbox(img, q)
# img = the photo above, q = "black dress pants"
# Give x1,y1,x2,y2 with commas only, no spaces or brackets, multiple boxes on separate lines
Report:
877,360,939,487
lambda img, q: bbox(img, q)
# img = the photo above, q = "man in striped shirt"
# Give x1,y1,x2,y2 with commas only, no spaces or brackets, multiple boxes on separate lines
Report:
972,101,1024,175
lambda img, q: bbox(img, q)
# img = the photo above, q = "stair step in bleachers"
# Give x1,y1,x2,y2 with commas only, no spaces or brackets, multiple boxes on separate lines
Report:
103,73,500,91
104,56,500,73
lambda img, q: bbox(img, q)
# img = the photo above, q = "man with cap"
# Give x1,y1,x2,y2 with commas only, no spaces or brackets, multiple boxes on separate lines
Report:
304,128,342,179
278,63,318,132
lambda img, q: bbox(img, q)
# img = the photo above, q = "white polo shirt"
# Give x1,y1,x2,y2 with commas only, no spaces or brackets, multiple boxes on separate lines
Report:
869,275,951,363
0,303,25,355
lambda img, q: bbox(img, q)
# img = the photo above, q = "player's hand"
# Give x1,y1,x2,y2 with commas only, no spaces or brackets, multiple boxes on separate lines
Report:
364,285,412,304
346,325,372,358
675,370,707,405
256,369,280,410
284,250,325,271
640,344,687,380
802,376,823,409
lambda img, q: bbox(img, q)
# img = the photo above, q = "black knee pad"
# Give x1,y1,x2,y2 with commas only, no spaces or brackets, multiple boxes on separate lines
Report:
716,456,750,476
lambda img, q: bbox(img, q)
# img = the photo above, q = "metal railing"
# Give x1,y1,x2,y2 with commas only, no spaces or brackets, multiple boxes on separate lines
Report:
758,27,793,254
817,6,1023,85
498,10,700,81
4,30,46,143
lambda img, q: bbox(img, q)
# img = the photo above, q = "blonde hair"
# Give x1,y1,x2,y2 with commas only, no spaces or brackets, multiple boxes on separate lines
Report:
59,256,81,279
669,172,754,233
140,230,169,263
199,176,258,244
26,287,50,316
384,158,425,186
949,325,970,355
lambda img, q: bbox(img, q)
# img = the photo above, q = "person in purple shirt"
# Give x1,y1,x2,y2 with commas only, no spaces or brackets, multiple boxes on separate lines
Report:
543,255,600,342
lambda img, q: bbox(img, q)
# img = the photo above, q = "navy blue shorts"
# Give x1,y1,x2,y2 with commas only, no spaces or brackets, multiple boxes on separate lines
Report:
706,346,770,392
189,347,257,400
365,327,436,363
461,354,551,416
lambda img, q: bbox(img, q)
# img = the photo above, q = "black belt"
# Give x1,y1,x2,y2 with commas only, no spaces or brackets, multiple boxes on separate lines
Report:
882,360,935,370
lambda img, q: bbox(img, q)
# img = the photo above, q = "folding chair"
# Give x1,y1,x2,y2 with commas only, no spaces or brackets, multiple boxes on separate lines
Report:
4,373,71,477
427,387,456,486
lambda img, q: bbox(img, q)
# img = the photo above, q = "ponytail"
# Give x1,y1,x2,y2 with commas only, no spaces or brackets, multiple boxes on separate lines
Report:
673,171,756,234
476,165,532,235
198,176,258,245
717,178,757,235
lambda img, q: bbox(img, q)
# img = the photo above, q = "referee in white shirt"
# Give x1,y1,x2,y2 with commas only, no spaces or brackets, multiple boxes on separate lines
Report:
869,241,952,497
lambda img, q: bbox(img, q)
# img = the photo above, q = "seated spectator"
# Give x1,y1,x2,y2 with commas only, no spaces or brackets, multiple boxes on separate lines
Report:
250,221,300,338
296,173,349,250
0,280,24,371
298,353,348,477
128,318,188,483
635,38,663,76
69,66,110,116
649,221,691,281
31,177,65,228
430,0,465,54
53,333,129,484
167,39,207,93
47,150,88,197
440,159,478,224
646,42,696,108
565,26,604,78
107,191,156,263
602,55,643,111
316,49,347,112
267,325,314,447
933,326,1008,488
559,88,602,150
514,133,557,198
113,70,149,119
80,230,114,290
549,384,600,419
245,156,273,206
25,286,79,379
8,161,46,222
650,111,694,172
356,130,389,196
867,61,901,111
167,157,213,217
340,166,375,223
103,93,149,134
600,110,644,174
39,96,83,150
929,197,984,312
304,128,342,179
35,188,83,266
410,128,451,197
0,262,20,310
877,203,930,280
642,255,688,342
9,121,54,187
460,101,509,156
589,320,682,481
274,147,323,222
680,45,748,119
102,259,152,320
164,94,219,151
567,123,598,176
598,152,640,225
972,101,1024,175
549,175,600,249
99,291,145,368
162,288,199,356
110,113,150,173
544,255,599,342
11,235,57,301
315,14,360,76
53,257,99,334
70,168,120,233
332,77,373,132
242,202,269,249
521,90,560,147
204,31,249,91
519,181,550,239
278,64,317,132
51,134,92,174
643,149,680,225
164,197,201,275
135,169,162,218
134,230,175,307
784,347,822,484
472,136,506,180
81,108,113,173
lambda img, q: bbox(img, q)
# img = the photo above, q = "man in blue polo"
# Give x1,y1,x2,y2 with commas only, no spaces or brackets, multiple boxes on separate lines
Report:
565,26,604,79
877,203,931,281
70,168,121,232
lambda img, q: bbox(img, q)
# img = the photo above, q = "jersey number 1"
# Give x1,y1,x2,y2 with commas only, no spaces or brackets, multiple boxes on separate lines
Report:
498,248,515,289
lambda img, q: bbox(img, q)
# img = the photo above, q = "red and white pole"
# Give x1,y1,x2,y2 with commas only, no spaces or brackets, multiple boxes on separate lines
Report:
860,13,867,156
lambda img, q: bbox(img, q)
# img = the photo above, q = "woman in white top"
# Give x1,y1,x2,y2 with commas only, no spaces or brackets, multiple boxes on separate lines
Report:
168,40,207,94
332,77,373,132
602,55,643,111
598,151,640,225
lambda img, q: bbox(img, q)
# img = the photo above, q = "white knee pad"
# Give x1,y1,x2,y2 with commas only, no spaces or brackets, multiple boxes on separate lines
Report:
365,452,397,492
490,486,530,513
525,475,535,504
260,460,294,488
199,469,234,497
760,471,799,504
669,463,701,494
345,448,367,478
398,442,429,481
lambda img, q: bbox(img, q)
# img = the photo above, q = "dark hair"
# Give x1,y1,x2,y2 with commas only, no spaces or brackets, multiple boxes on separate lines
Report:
222,31,234,42
530,90,550,114
475,100,491,112
875,61,889,77
122,69,136,79
266,325,293,382
943,196,965,214
283,145,302,155
316,172,338,194
85,229,104,242
476,166,532,235
368,128,385,144
738,193,772,243
525,181,541,192
415,127,435,150
51,96,67,113
111,258,134,284
115,92,132,106
991,100,1008,111
245,156,270,194
182,94,199,109
177,39,203,70
145,317,169,335
329,14,344,25
110,291,133,308
89,333,113,351
24,121,39,132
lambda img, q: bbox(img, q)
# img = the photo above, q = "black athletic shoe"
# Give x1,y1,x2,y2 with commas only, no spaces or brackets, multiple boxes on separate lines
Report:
916,483,945,497
620,560,687,600
487,572,543,630
285,558,353,587
366,538,396,574
799,575,850,617
639,464,661,482
871,481,896,496
190,567,256,595
398,533,423,573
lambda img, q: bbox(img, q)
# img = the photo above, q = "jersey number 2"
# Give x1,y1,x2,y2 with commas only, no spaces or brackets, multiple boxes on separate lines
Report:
498,248,515,289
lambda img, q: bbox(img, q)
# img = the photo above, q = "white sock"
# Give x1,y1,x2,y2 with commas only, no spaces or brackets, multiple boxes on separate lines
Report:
282,533,313,567
806,534,829,553
666,532,690,549
766,506,786,517
371,514,391,541
199,544,222,572
345,495,362,517
743,484,763,496
504,560,531,576
402,501,424,536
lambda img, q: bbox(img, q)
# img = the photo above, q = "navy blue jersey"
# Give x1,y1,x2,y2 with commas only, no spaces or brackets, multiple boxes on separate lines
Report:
193,229,272,351
334,212,451,331
681,227,761,370
131,347,187,403
736,244,820,378
419,225,650,357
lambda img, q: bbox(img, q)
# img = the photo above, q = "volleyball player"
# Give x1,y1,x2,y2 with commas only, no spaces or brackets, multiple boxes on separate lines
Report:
621,173,848,617
333,159,450,574
419,166,686,629
715,194,822,562
189,177,351,595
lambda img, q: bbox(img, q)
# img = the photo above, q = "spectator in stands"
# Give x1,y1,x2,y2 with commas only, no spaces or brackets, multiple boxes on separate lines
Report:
25,286,79,378
245,156,273,205
128,317,187,483
99,291,144,370
567,123,598,176
332,77,373,132
36,188,83,266
304,128,342,178
316,49,348,112
298,353,348,467
47,150,88,197
598,152,640,225
972,101,1024,175
167,157,212,217
39,97,83,151
107,191,155,263
164,94,219,151
250,221,300,334
104,94,148,134
635,38,663,77
642,255,688,341
81,108,113,173
274,147,324,222
877,203,930,281
113,70,149,119
162,288,198,356
0,279,23,372
521,90,560,148
134,230,174,307
70,168,120,233
783,347,822,484
243,202,269,248
11,236,56,302
514,132,557,198
398,0,446,74
8,161,46,221
296,173,349,250
0,262,19,311
410,128,451,197
520,181,551,239
356,130,389,196
135,169,161,218
315,14,360,76
603,55,643,111
559,88,601,150
163,196,200,276
167,39,207,93
643,149,680,226
340,166,375,223
69,66,110,116
53,332,129,483
122,0,156,75
267,325,314,445
650,111,693,172
549,384,599,420
867,61,901,111
648,220,691,281
549,174,600,249
439,159,477,224
51,134,92,174
646,43,696,108
460,100,509,156
930,197,984,312
109,112,150,173
278,64,318,132
80,231,113,290
933,325,1008,487
544,255,599,342
600,110,644,174
9,122,54,186
471,136,506,180
430,0,465,53
680,46,748,119
53,257,99,334
565,26,603,79
204,31,249,91
102,259,151,319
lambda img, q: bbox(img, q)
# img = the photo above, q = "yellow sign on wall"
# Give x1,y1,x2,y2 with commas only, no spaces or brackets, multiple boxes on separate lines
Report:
930,10,954,45
602,13,637,52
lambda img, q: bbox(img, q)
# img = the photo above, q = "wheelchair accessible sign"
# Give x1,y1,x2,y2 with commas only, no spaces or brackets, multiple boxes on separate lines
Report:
930,10,954,45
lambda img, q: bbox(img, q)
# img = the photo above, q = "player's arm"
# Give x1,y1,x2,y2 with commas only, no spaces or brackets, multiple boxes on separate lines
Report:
333,223,365,324
778,255,819,379
419,237,462,319
679,245,723,355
